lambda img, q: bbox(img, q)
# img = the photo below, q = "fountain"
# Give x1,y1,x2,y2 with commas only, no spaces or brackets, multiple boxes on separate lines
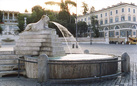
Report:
1,25,17,45
14,15,118,79
0,15,118,79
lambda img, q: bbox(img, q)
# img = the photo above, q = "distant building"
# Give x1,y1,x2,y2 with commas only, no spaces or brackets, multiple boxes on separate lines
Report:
0,10,19,34
77,2,137,42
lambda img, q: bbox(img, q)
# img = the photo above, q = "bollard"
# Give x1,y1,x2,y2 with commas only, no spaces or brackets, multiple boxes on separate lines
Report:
121,52,130,73
84,49,89,54
38,54,49,83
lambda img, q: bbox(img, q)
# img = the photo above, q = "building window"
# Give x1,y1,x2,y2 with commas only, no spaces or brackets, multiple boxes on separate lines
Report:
88,17,90,20
121,16,125,21
101,14,102,18
104,27,109,30
116,10,118,14
105,19,108,24
96,15,98,19
133,32,136,35
110,11,112,15
122,8,124,12
116,32,119,35
109,31,114,37
100,20,103,25
133,17,136,22
81,19,83,21
128,8,130,12
132,25,136,29
85,18,86,21
105,13,107,16
115,17,119,22
133,9,135,13
88,22,91,25
110,18,113,23
120,30,126,37
9,13,12,19
115,26,120,29
128,16,131,21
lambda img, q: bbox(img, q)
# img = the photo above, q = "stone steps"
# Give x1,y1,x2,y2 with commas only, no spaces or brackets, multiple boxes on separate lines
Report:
15,30,65,57
14,46,64,51
0,64,18,71
0,52,24,77
0,70,25,77
0,51,15,55
0,54,19,64
15,42,61,47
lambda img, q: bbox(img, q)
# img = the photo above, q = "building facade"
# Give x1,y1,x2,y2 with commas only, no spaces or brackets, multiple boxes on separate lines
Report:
77,3,137,42
0,10,19,34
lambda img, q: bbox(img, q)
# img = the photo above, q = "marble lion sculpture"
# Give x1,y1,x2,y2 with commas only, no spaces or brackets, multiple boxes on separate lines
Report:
24,15,50,31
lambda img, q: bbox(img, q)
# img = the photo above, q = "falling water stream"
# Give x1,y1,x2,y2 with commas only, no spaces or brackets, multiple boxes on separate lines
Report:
51,21,84,54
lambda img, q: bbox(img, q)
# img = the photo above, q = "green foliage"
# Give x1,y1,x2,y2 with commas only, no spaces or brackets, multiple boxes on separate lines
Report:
30,5,46,23
17,5,76,37
17,13,30,32
0,11,3,23
45,0,76,13
82,2,88,15
77,21,88,37
90,15,99,37
0,25,2,34
58,11,70,22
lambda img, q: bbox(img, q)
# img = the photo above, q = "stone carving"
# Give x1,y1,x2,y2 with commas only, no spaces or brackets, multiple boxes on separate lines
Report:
24,15,50,31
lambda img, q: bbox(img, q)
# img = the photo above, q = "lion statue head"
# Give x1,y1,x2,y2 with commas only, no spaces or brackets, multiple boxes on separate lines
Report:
41,15,50,24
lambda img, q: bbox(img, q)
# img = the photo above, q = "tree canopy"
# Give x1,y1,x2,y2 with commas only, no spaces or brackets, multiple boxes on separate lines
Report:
0,11,3,23
17,5,76,37
77,21,88,37
81,2,88,15
90,15,99,37
45,0,76,13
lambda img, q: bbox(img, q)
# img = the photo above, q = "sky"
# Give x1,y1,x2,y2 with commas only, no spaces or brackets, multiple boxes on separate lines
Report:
0,0,137,15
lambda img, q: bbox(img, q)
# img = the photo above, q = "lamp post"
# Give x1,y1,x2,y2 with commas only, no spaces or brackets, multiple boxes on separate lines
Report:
127,30,129,42
90,26,92,45
75,0,78,48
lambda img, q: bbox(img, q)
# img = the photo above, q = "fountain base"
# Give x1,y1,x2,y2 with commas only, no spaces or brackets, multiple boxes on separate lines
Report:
49,54,118,79
25,54,118,79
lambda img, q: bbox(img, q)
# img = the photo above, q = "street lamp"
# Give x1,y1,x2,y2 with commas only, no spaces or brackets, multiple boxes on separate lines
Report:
89,26,92,45
75,0,78,48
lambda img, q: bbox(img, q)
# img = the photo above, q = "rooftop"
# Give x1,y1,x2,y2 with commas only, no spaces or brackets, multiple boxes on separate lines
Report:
78,2,137,17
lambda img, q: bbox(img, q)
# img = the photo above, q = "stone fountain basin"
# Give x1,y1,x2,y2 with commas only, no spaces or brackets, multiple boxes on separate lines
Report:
25,54,118,79
49,54,118,79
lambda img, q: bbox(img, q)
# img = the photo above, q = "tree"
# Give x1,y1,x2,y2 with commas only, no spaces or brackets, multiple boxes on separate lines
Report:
0,25,2,34
45,0,76,13
25,9,28,13
17,13,30,32
77,21,88,37
90,6,95,13
0,11,3,23
82,2,88,15
90,15,99,37
30,5,46,23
